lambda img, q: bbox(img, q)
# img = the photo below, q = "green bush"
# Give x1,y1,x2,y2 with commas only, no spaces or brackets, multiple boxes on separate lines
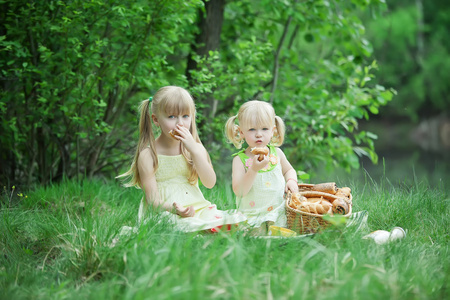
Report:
0,0,202,185
1,0,394,186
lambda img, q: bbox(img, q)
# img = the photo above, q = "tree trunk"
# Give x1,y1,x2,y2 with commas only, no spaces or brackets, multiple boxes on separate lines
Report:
36,127,47,184
186,0,225,124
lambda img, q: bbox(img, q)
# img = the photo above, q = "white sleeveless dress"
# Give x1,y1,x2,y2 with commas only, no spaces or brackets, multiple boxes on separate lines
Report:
234,145,287,228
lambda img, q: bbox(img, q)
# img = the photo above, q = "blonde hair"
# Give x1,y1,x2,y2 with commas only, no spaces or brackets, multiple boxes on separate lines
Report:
118,86,205,187
225,100,285,149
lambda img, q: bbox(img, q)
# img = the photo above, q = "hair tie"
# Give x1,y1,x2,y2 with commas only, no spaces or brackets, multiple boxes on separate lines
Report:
149,96,153,102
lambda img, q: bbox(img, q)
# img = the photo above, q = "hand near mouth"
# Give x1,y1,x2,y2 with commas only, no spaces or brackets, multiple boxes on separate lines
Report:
173,125,201,155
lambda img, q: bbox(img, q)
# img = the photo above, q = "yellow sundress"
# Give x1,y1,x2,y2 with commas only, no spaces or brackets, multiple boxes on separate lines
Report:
138,154,247,232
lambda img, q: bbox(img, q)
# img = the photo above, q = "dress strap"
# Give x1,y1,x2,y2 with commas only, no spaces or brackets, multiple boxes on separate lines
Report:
268,145,277,157
232,149,248,166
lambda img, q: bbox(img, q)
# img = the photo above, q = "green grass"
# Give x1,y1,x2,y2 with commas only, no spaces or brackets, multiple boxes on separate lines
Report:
1,175,449,300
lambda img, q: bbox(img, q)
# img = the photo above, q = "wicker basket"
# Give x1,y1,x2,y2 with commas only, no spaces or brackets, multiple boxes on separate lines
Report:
285,189,352,234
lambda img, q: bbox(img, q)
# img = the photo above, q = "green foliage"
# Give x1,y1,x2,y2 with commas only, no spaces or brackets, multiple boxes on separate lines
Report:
190,0,394,172
0,0,202,185
363,0,450,120
1,0,394,185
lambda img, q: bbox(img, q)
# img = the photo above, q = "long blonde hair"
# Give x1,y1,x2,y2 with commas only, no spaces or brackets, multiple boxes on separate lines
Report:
118,86,205,187
225,100,285,149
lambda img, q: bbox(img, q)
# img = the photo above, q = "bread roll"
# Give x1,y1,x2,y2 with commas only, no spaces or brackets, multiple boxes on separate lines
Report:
300,191,339,203
290,192,306,209
320,200,333,214
307,203,319,214
169,130,181,139
312,182,337,194
298,204,311,213
336,187,351,198
314,202,329,214
292,190,348,215
295,202,330,215
251,147,269,161
307,197,323,203
288,196,298,209
332,198,349,215
298,183,314,191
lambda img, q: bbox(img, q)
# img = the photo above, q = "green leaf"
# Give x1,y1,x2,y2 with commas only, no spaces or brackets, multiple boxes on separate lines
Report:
297,171,310,180
369,105,379,114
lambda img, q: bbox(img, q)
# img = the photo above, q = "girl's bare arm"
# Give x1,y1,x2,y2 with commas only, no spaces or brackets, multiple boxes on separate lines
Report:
277,148,299,193
189,144,216,188
138,149,173,212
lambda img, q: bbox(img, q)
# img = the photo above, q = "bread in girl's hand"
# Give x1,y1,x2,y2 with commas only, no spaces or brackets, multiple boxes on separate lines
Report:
251,147,269,161
169,130,181,139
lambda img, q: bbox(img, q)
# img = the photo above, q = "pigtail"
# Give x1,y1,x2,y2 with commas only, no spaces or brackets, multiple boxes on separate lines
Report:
117,99,158,188
271,116,285,146
225,115,244,149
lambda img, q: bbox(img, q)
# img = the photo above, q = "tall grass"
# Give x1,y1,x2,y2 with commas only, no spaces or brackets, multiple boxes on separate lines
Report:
1,175,448,300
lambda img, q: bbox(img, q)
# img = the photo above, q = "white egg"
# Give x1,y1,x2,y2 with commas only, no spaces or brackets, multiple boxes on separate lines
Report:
389,227,406,241
362,230,390,244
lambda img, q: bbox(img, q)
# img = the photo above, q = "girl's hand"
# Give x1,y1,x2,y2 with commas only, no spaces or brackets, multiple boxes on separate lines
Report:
173,202,195,218
173,124,216,189
250,154,269,172
285,179,299,193
173,125,199,154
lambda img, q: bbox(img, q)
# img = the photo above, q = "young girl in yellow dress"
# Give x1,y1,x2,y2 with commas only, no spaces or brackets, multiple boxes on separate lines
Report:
225,100,299,234
118,86,246,233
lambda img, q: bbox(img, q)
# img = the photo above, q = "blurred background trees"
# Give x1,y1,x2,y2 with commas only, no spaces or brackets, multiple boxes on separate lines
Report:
1,0,447,187
357,0,450,180
364,0,449,121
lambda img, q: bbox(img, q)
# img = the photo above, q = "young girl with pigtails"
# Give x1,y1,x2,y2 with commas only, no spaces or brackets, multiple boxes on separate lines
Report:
225,100,299,234
118,86,246,233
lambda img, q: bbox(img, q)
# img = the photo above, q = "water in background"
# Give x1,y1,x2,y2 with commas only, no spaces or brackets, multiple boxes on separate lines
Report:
313,116,450,189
